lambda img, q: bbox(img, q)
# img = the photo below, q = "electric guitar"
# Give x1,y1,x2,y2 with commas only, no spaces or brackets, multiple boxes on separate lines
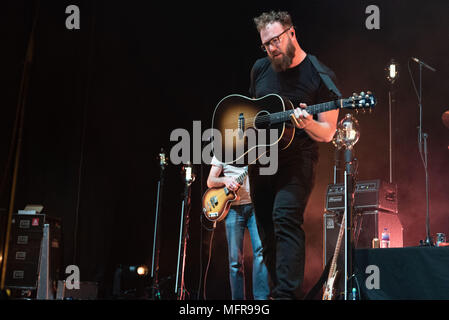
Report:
211,92,376,165
202,167,248,222
322,214,345,300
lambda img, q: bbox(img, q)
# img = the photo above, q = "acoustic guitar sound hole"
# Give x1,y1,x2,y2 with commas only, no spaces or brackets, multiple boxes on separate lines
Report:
254,110,270,130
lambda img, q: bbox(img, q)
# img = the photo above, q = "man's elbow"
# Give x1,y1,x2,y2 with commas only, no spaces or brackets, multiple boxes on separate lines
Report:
320,128,337,143
323,133,335,143
325,126,337,143
310,132,334,143
207,179,214,188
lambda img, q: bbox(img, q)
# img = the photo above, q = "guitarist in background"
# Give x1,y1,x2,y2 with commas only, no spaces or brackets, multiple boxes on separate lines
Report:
248,10,339,299
207,156,269,300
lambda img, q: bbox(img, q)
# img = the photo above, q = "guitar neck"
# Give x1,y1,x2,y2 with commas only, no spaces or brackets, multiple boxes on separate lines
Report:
270,99,343,124
235,168,248,185
328,214,345,278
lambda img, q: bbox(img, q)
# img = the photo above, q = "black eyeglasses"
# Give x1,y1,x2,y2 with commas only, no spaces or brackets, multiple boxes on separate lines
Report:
260,26,292,52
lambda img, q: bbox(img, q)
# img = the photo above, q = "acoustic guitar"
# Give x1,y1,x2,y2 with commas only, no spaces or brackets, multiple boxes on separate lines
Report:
211,92,376,165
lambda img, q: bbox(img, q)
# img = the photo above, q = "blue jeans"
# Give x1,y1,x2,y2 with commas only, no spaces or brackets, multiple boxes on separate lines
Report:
224,203,269,300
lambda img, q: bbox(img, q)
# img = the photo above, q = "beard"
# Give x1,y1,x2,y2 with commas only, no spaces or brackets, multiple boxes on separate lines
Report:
269,38,296,72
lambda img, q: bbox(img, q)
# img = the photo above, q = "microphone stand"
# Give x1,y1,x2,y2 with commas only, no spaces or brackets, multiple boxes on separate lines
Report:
386,58,398,184
150,149,167,300
343,147,356,300
175,162,195,300
333,148,342,184
415,60,434,247
388,87,394,184
0,1,39,293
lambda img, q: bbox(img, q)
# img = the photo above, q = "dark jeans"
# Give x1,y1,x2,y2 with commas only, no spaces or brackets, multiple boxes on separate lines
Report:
249,146,317,299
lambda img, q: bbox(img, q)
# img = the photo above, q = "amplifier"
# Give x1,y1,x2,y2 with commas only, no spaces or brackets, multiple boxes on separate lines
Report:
325,180,398,213
355,210,404,248
2,213,63,299
324,211,404,263
5,214,45,287
323,210,404,297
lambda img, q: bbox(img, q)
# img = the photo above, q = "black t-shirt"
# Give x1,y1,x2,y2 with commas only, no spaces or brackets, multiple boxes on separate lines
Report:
249,54,338,161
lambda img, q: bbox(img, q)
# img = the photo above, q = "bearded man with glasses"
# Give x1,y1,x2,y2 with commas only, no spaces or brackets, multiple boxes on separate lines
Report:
248,10,340,300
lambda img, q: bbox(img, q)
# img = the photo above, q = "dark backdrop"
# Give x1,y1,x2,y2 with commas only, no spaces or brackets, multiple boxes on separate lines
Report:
1,0,448,299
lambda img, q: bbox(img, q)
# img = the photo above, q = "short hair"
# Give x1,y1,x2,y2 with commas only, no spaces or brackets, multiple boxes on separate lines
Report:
253,10,293,32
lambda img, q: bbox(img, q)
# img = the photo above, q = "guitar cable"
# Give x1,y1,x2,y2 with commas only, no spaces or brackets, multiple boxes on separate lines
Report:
197,161,218,300
347,272,362,300
202,221,217,300
197,213,217,300
197,162,204,300
348,156,361,299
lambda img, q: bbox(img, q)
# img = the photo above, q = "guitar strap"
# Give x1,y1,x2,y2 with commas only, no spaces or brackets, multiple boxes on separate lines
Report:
304,57,342,299
308,54,342,99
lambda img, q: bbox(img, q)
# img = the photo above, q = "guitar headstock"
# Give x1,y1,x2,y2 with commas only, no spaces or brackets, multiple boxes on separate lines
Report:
343,91,376,113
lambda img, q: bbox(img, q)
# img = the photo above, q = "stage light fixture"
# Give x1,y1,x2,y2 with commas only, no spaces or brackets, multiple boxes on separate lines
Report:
127,265,148,276
136,265,148,276
386,59,399,84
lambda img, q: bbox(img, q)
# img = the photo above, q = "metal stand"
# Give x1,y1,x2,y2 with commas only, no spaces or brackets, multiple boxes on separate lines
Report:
0,2,39,293
343,148,356,300
175,162,195,300
150,149,167,300
328,113,361,300
388,88,394,183
408,57,435,246
416,63,433,247
420,130,432,246
386,58,398,184
333,148,342,184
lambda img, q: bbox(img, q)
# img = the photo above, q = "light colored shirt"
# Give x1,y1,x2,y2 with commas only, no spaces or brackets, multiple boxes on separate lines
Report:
210,156,251,206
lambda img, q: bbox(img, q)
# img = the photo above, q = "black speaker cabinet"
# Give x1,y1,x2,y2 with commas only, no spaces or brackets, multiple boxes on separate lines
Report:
355,210,403,249
323,210,404,297
3,213,63,299
324,210,404,264
5,214,45,290
323,211,346,298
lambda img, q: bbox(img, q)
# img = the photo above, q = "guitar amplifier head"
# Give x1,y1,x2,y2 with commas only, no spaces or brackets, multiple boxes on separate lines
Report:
325,180,398,214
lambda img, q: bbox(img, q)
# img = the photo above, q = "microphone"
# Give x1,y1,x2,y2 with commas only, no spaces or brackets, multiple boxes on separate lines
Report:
182,161,195,184
411,57,436,72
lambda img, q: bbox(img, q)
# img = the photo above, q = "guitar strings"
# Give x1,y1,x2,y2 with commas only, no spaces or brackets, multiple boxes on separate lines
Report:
216,99,348,128
215,110,310,129
217,97,376,131
217,110,295,128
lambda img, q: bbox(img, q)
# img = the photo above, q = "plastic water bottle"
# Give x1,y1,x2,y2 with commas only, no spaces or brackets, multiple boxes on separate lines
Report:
436,233,446,247
381,228,390,248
